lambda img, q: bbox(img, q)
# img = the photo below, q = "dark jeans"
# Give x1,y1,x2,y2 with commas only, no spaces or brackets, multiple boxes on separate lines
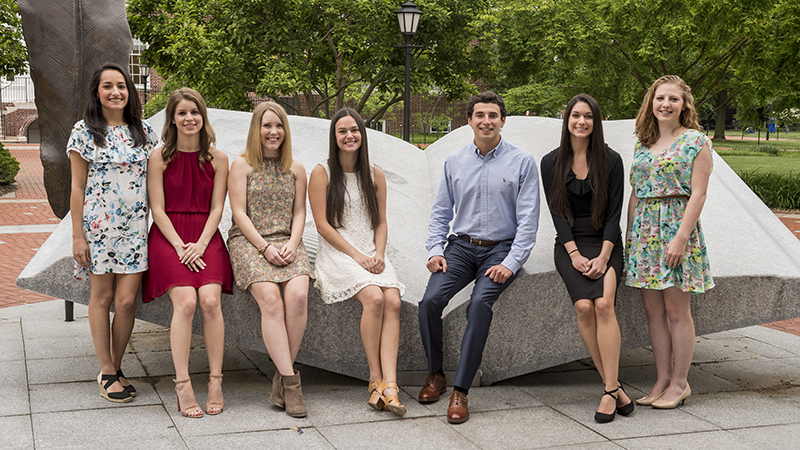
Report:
418,236,518,389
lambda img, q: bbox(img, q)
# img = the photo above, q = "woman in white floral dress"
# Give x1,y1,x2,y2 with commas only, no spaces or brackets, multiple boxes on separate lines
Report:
68,63,159,403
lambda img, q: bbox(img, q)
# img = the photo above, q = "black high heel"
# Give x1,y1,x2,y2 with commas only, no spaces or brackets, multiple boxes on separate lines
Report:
594,387,619,423
116,369,136,397
616,384,634,416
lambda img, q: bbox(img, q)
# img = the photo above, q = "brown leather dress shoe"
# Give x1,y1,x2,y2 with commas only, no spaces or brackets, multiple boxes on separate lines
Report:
418,373,447,403
447,390,469,424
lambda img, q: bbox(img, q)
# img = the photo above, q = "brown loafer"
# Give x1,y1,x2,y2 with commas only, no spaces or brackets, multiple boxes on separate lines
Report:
447,390,469,424
418,373,447,403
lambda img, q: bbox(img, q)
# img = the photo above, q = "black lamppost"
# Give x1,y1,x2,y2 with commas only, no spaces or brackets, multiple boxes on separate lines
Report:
141,63,151,105
396,1,422,142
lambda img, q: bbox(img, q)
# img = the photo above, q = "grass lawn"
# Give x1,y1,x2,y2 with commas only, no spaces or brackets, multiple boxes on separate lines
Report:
717,150,800,176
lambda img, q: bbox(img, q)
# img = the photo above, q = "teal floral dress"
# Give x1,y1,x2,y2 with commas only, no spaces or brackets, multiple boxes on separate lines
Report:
625,129,714,293
66,120,159,280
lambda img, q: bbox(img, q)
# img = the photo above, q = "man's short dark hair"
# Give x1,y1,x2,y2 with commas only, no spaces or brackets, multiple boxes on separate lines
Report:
466,91,507,119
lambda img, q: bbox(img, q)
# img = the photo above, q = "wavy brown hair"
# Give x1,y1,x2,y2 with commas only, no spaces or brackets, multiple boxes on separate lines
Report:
161,88,215,165
243,101,293,172
547,94,609,230
635,75,700,147
326,108,379,229
84,63,146,148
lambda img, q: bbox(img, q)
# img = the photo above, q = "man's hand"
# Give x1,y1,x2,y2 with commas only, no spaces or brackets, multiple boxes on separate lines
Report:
485,264,512,284
427,255,447,273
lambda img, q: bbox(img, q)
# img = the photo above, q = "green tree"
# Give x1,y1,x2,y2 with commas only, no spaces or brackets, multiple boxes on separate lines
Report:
128,0,493,121
0,0,28,77
495,0,800,132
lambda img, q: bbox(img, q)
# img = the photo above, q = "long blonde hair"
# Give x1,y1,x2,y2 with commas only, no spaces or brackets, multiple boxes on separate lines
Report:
243,101,293,172
635,75,700,147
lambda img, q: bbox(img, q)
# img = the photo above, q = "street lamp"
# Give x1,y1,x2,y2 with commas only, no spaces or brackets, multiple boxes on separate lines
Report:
396,1,422,142
141,63,151,105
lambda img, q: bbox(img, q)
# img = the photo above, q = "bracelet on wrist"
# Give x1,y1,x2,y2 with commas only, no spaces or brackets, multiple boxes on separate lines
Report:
259,242,271,254
568,249,579,255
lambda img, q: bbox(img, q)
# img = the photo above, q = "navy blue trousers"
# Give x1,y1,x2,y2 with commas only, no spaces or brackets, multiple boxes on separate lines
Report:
418,236,518,389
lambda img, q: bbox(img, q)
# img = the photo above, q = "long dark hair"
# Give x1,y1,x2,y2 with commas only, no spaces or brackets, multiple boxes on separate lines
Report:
161,87,215,165
326,108,379,229
83,63,146,149
548,94,608,230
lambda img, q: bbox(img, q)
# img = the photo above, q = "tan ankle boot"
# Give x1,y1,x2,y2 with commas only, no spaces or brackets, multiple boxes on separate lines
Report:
268,371,285,409
282,370,307,418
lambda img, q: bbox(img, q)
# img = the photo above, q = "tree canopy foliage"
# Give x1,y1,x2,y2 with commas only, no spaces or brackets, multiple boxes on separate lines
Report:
128,0,493,121
495,0,800,126
0,0,28,78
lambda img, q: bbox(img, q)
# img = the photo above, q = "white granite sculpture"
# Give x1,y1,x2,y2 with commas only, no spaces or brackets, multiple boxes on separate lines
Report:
18,109,800,384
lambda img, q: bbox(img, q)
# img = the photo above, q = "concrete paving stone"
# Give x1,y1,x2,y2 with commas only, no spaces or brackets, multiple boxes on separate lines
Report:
31,405,184,449
26,354,146,385
408,384,544,417
0,335,24,361
136,346,255,377
615,430,755,450
291,363,364,392
510,368,616,405
552,402,719,440
618,346,658,367
0,300,65,321
29,379,162,414
302,385,430,427
694,357,800,391
23,334,100,360
152,370,312,436
20,315,93,339
680,391,800,429
756,386,800,408
734,326,800,354
317,416,481,450
446,406,606,449
0,415,33,450
128,328,204,353
702,330,746,340
0,359,31,416
623,364,739,396
131,318,170,334
238,346,277,375
184,427,335,450
728,422,800,448
694,336,796,363
0,320,21,340
540,443,624,450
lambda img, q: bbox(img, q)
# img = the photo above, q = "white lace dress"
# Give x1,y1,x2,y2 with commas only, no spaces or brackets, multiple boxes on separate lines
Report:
314,161,405,303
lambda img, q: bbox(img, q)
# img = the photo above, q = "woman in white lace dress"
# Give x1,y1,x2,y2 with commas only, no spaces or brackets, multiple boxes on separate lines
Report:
308,108,406,416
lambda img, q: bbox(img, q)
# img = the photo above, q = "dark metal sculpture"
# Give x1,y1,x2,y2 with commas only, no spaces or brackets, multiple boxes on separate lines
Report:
18,0,132,218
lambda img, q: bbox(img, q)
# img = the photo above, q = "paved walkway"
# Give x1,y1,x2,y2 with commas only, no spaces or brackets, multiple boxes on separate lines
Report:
2,144,800,449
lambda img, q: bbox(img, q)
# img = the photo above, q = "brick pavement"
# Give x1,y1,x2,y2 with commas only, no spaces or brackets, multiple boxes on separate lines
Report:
1,143,800,336
0,144,57,306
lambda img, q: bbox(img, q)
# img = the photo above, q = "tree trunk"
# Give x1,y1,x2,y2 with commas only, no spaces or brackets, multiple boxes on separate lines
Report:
713,90,727,141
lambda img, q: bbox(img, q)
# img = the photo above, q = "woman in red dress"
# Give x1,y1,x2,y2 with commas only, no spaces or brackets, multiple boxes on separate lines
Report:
145,88,233,418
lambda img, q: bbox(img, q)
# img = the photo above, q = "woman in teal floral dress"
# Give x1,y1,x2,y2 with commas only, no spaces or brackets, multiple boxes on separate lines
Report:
68,63,158,403
626,75,713,409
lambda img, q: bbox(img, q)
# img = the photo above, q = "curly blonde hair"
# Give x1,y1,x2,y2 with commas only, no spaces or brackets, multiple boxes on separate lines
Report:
635,75,700,147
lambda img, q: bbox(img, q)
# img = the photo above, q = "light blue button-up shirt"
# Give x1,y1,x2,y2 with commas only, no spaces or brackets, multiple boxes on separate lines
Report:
425,137,540,274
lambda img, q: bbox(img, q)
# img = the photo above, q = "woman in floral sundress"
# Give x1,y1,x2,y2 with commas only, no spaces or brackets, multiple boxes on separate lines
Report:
68,63,159,403
227,102,312,418
625,75,713,410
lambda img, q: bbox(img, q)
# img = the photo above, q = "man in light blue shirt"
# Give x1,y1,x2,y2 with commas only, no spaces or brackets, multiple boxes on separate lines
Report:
417,92,540,424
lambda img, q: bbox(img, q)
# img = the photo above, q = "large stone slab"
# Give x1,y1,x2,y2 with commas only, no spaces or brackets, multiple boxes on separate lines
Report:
18,110,800,384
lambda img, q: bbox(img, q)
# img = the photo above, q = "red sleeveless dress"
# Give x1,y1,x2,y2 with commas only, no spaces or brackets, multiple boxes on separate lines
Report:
143,150,233,302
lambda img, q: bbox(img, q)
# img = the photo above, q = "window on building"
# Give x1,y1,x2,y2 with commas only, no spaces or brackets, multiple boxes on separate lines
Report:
129,40,149,92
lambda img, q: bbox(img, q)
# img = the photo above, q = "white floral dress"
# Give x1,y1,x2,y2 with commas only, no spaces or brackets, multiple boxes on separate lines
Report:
314,161,405,303
66,120,159,279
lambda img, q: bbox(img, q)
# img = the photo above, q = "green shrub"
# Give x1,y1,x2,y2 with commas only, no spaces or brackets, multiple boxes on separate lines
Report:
754,144,779,155
0,142,21,185
738,171,800,210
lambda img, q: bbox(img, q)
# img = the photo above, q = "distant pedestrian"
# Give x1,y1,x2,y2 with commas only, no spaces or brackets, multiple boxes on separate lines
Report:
67,63,159,403
626,75,714,410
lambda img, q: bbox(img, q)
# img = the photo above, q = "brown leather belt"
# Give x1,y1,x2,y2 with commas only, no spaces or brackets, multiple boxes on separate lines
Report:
458,234,501,247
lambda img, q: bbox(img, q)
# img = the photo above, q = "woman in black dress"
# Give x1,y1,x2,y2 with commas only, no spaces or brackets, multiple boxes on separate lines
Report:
540,94,633,423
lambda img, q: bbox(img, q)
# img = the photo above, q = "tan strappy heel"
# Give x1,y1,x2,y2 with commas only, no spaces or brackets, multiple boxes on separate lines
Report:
206,374,223,415
173,378,203,418
379,381,406,416
368,379,385,410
